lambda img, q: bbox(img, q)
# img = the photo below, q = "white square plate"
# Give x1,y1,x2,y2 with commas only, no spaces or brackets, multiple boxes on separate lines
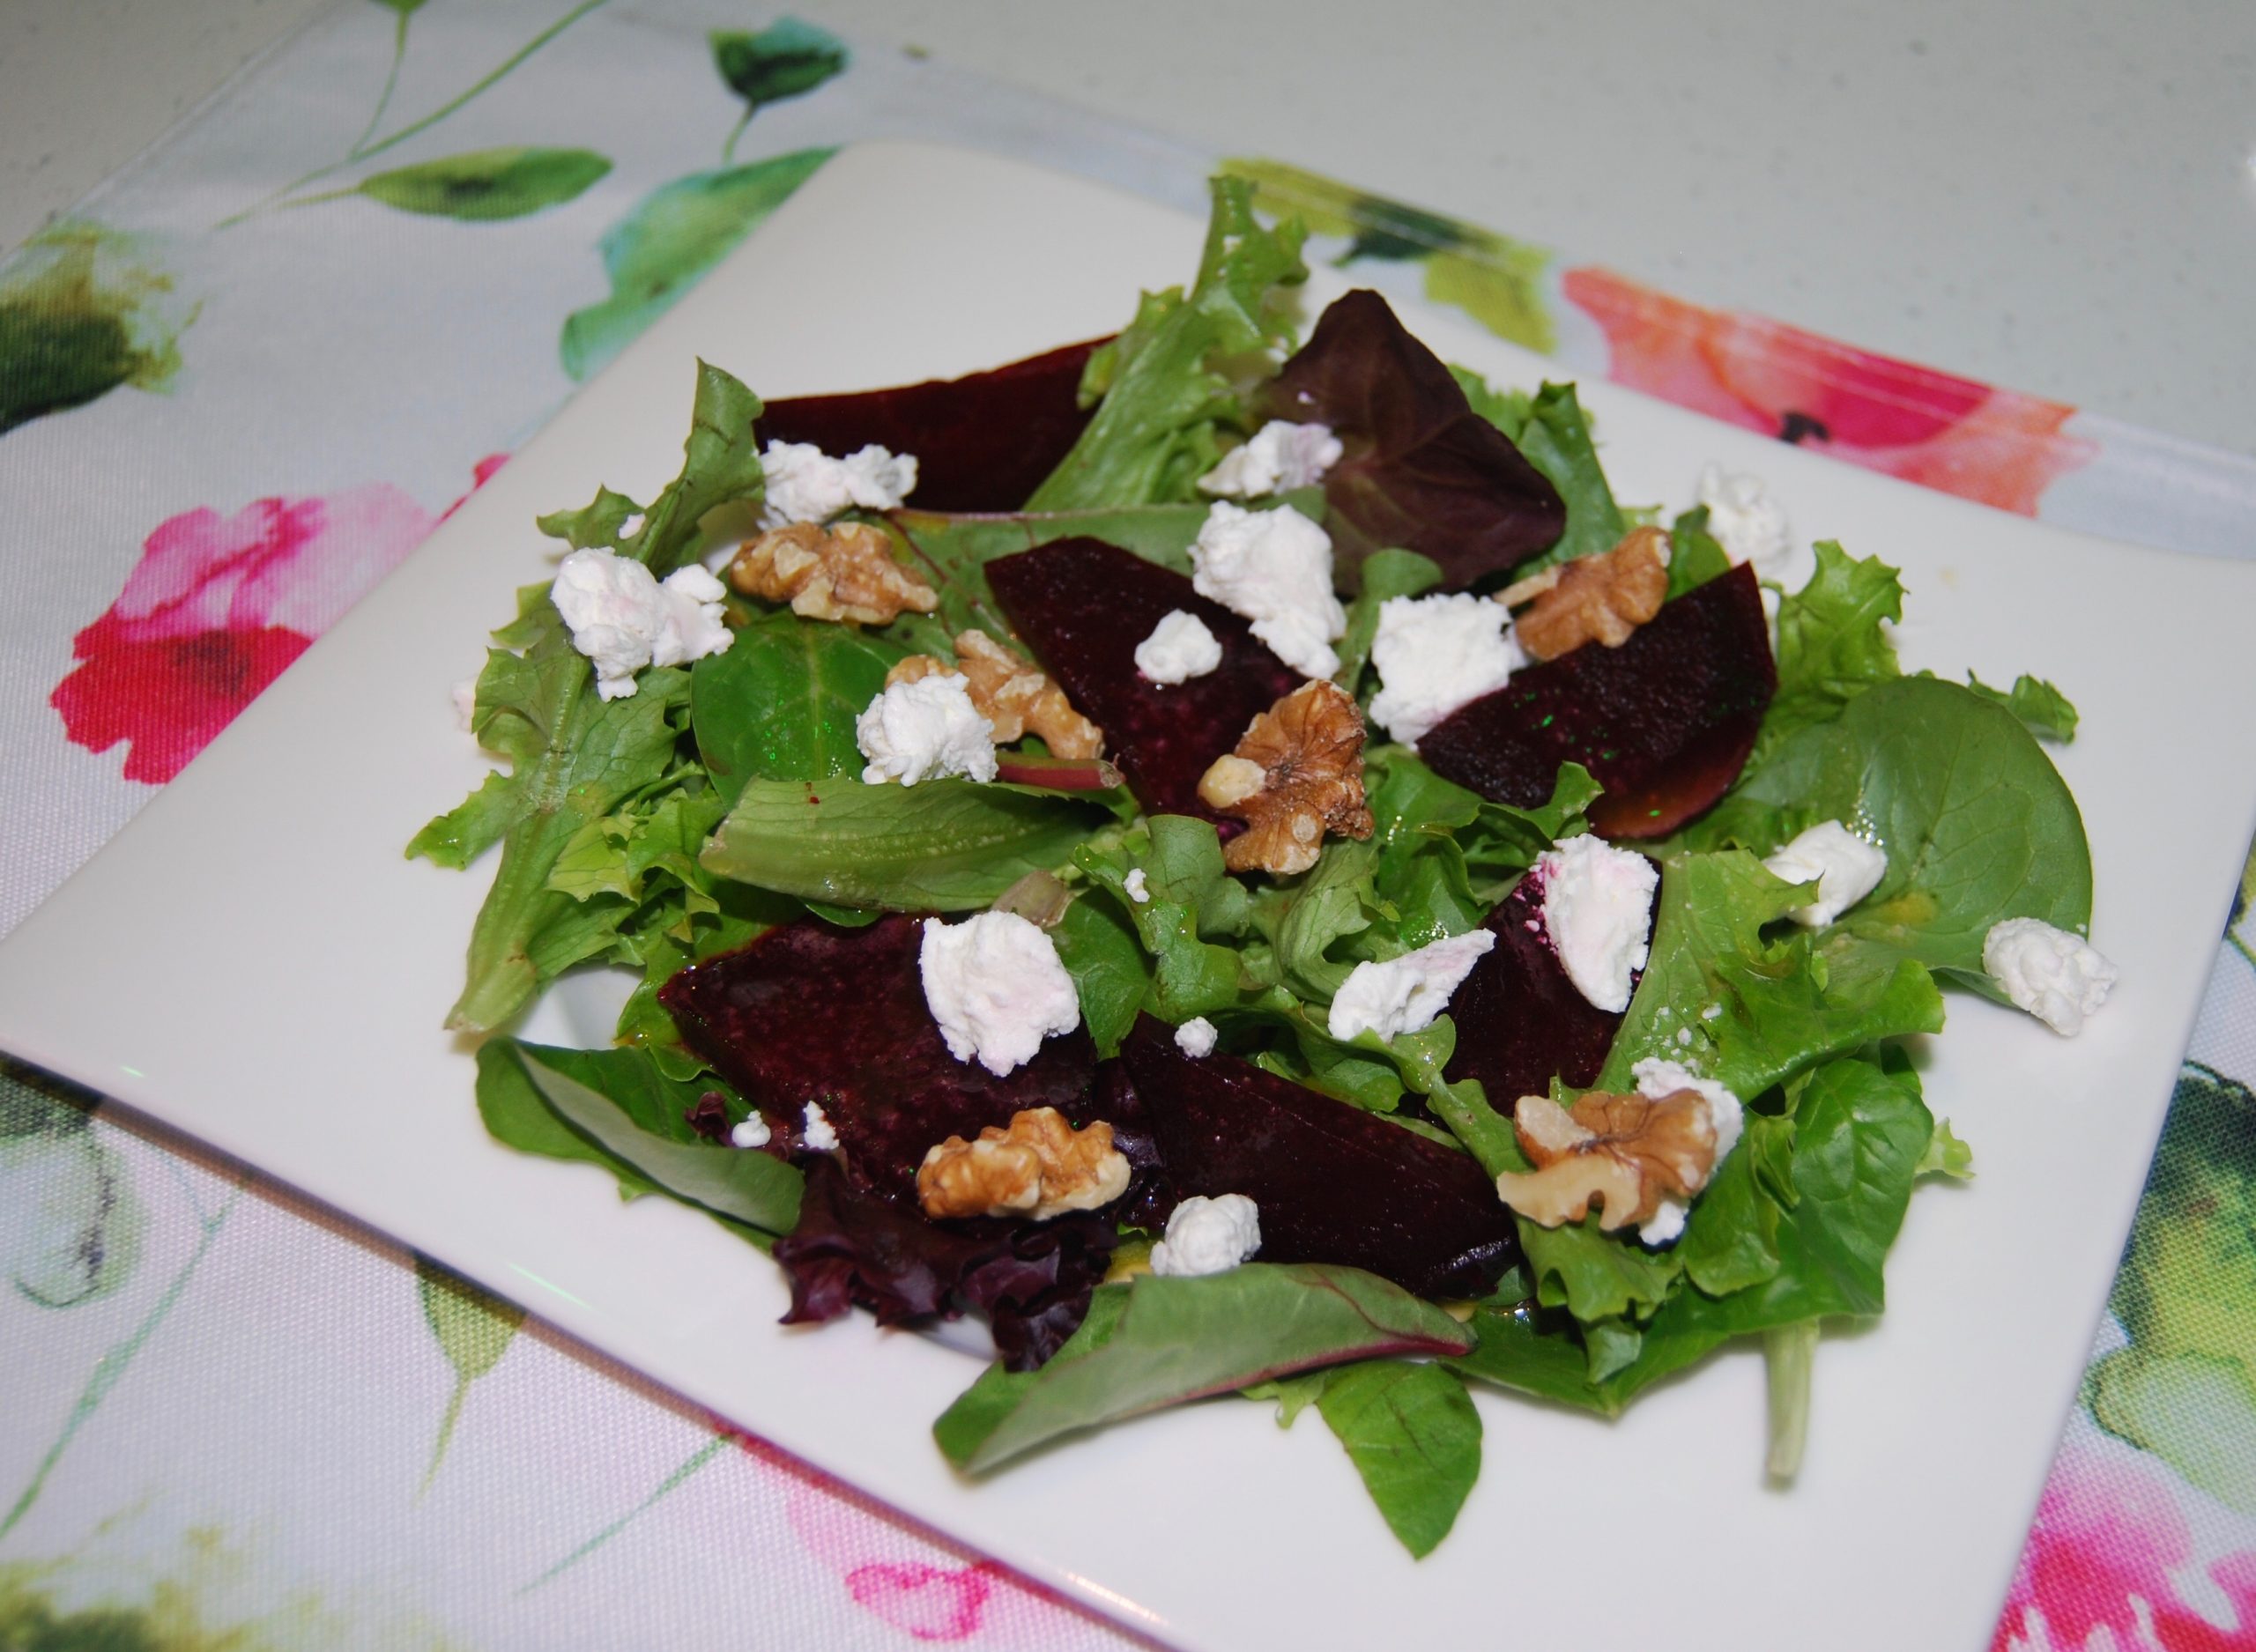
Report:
4,143,2254,1652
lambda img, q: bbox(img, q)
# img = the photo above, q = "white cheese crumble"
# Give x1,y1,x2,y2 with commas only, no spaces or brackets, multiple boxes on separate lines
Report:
758,440,918,527
1538,836,1659,1014
800,1102,839,1152
1367,592,1528,746
730,1114,772,1149
550,547,735,700
1763,819,1889,928
1132,609,1224,685
918,911,1082,1076
1124,868,1152,904
1630,1058,1745,1248
1983,917,2119,1036
856,672,997,787
1190,501,1347,679
1197,420,1344,498
1149,1193,1262,1278
1174,1016,1219,1057
1327,930,1498,1044
1696,463,1792,574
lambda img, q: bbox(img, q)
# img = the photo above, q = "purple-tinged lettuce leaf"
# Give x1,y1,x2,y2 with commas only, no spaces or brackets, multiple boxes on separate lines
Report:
933,1263,1474,1471
1258,289,1564,586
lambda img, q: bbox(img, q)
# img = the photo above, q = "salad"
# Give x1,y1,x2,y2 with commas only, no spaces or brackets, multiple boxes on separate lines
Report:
412,176,2111,1557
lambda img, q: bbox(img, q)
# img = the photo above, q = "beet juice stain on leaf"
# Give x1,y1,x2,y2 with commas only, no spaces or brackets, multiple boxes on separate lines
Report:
561,149,837,382
0,222,197,439
1258,289,1565,587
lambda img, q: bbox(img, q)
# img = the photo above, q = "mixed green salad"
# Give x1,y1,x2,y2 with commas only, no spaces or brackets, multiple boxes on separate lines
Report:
412,177,2097,1557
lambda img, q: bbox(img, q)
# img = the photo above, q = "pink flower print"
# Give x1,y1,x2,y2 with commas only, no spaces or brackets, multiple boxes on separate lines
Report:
846,1560,1002,1643
1993,1435,2256,1650
1562,265,2095,516
50,479,442,784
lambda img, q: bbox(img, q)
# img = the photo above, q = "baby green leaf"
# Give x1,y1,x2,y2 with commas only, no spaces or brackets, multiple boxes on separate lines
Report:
1316,1360,1482,1558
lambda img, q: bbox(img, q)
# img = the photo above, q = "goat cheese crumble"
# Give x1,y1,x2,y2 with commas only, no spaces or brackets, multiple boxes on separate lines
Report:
1696,463,1792,574
759,440,918,527
1133,609,1224,685
729,1114,772,1149
1190,501,1346,679
1539,836,1659,1014
1327,930,1498,1043
856,672,997,786
1367,592,1527,746
918,911,1082,1077
1173,1016,1219,1057
550,548,735,700
1763,819,1889,928
1149,1193,1263,1278
1197,420,1344,498
1629,1058,1746,1248
800,1102,840,1152
1983,917,2119,1036
1124,868,1151,903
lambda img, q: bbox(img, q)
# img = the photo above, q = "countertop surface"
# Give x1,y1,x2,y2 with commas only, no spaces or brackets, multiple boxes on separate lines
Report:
4,0,2251,454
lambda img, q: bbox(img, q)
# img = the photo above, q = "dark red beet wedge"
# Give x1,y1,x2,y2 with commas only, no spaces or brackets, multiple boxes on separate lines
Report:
1118,1016,1518,1298
986,537,1301,820
759,337,1106,513
1443,873,1635,1107
1418,562,1776,838
1258,289,1564,587
658,913,1100,1206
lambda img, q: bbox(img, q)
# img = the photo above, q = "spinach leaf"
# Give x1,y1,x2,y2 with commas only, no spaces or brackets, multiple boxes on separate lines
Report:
476,1040,802,1236
1026,177,1307,511
702,777,1098,911
1316,1360,1483,1558
1686,678,2094,982
932,1263,1473,1472
1049,893,1150,1058
691,611,905,800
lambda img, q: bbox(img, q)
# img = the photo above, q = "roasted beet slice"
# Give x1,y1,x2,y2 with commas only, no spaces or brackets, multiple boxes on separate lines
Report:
758,338,1106,513
986,537,1300,820
658,913,1099,1205
775,1159,1117,1370
1419,562,1775,838
1119,1016,1518,1297
1443,874,1636,1106
1257,289,1564,587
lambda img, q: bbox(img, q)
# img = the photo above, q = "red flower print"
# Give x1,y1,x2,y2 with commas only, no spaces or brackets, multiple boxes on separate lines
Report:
49,462,504,786
846,1560,1002,1643
1562,266,2095,515
1994,1435,2256,1650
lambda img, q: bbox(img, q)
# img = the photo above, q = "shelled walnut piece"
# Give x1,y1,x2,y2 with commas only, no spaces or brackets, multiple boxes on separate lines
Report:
917,1107,1131,1221
1198,678,1376,877
727,521,938,626
1500,525,1671,662
887,629,1104,759
1493,1087,1718,1231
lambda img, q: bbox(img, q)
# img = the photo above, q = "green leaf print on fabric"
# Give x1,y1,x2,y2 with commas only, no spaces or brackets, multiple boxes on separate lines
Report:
1220,157,1556,354
415,1255,525,1493
342,147,612,222
711,19,850,164
0,223,197,439
0,1088,144,1310
560,148,836,382
2089,1061,2256,1512
372,0,427,14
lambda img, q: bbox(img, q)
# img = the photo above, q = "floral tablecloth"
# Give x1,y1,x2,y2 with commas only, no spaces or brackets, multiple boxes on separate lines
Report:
5,4,2256,1647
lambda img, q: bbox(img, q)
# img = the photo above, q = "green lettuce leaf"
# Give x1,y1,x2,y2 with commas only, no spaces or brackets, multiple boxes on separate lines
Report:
1026,177,1307,510
1665,505,1734,598
1490,382,1626,576
1963,670,2079,742
691,610,905,800
1754,539,1904,761
1316,1359,1482,1558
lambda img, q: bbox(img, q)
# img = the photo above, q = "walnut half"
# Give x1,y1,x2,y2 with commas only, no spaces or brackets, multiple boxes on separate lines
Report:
728,521,939,626
1492,1087,1718,1231
916,1107,1130,1221
1196,679,1376,877
1504,525,1671,662
887,629,1104,759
